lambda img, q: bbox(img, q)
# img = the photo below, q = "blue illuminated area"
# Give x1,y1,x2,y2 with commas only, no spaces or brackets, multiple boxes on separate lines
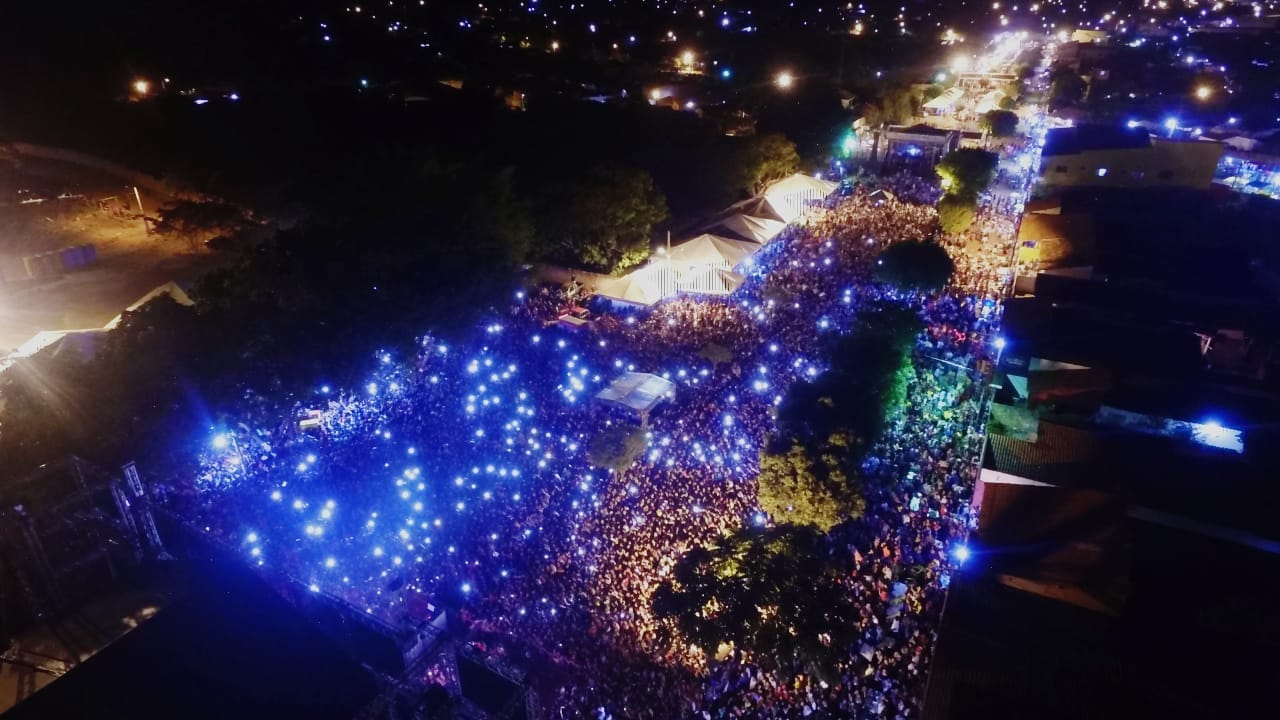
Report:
1190,419,1245,454
188,125,1030,695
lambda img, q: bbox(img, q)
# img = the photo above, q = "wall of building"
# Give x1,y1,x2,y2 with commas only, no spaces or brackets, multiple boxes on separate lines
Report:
1039,140,1223,189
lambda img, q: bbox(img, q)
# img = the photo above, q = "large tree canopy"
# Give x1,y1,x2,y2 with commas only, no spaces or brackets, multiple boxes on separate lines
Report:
757,436,865,532
859,85,917,128
980,109,1019,137
728,133,801,197
652,525,861,678
153,199,248,249
937,194,977,235
1048,66,1087,108
777,302,922,448
536,164,668,274
873,240,956,292
935,148,999,199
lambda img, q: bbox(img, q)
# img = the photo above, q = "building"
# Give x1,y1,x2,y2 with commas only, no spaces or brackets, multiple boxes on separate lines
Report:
869,123,960,164
3,558,380,720
1039,124,1223,189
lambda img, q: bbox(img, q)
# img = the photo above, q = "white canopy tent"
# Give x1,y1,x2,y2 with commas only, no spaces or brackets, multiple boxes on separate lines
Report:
706,213,786,244
763,173,838,222
667,233,760,270
922,86,964,114
596,372,676,415
976,89,1006,114
707,195,788,224
594,263,674,307
677,266,747,296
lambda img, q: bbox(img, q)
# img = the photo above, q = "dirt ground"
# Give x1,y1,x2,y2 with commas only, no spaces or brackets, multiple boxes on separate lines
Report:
0,154,226,352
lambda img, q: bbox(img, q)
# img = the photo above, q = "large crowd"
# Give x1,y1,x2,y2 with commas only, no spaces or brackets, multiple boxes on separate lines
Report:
173,143,1033,719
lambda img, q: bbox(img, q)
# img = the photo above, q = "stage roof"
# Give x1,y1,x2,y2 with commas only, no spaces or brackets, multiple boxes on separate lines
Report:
595,372,675,413
668,233,760,268
5,562,378,720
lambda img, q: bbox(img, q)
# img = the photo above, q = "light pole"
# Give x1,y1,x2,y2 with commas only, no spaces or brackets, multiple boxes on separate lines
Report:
132,186,148,233
214,431,248,481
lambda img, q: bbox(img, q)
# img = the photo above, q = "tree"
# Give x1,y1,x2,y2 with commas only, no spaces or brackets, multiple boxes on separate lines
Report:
980,109,1019,137
728,133,801,197
935,148,999,199
757,439,863,532
1048,67,1086,108
587,422,647,472
859,86,917,128
537,165,668,274
937,194,977,235
153,200,247,249
777,303,923,448
652,525,861,679
998,95,1017,111
873,240,956,292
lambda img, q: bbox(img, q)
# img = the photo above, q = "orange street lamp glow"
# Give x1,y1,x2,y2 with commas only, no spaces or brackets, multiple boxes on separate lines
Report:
133,79,151,95
1195,85,1212,101
775,71,794,89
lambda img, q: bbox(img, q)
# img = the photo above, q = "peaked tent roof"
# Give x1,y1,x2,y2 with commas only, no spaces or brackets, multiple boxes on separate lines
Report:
709,213,787,243
976,89,1006,114
594,264,672,306
667,233,760,268
764,172,839,199
710,195,789,224
922,86,964,111
764,173,838,221
677,266,747,296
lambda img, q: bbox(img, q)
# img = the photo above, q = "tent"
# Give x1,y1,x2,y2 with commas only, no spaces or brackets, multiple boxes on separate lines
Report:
705,195,789,225
763,173,838,221
976,89,1006,114
596,372,676,415
922,86,964,114
706,213,786,243
677,266,747,296
594,263,674,307
667,233,760,270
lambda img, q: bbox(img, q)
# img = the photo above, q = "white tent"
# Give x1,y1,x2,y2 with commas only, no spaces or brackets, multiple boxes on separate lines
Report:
677,266,747,296
922,86,964,114
763,173,838,222
667,233,760,270
596,372,676,414
707,213,786,243
594,263,674,306
976,89,1006,115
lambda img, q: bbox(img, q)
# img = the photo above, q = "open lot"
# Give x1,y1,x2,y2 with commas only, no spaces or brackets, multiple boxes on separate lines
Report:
0,152,224,352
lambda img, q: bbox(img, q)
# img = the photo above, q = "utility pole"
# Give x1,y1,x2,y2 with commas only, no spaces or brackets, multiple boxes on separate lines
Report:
132,186,148,233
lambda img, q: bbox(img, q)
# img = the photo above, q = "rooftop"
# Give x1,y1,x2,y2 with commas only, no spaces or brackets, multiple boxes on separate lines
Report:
925,516,1280,720
4,560,379,720
1041,124,1151,157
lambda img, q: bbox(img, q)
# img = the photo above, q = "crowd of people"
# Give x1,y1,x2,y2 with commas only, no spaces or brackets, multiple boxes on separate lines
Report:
174,143,1033,718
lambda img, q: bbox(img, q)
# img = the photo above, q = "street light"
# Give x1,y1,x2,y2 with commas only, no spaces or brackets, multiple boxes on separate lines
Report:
1194,85,1213,101
775,71,794,89
213,431,248,480
133,79,150,96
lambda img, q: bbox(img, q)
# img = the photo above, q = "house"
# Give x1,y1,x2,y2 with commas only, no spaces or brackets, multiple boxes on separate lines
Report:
1039,124,1223,189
